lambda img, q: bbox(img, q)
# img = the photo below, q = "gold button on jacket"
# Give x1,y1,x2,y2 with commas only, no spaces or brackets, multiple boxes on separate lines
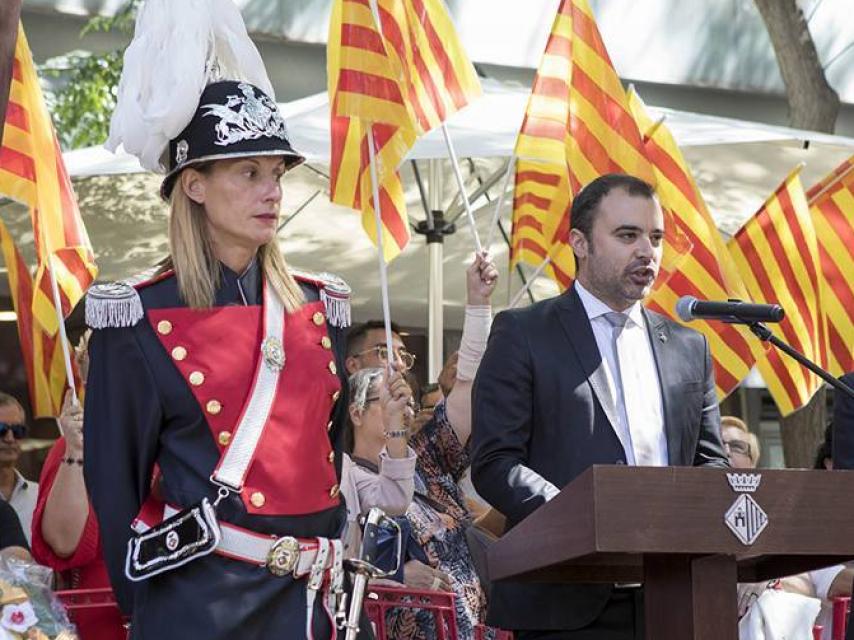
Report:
250,492,266,508
312,312,325,326
157,320,173,335
328,484,340,499
206,400,222,415
320,336,332,350
218,431,232,446
171,346,187,361
189,371,205,386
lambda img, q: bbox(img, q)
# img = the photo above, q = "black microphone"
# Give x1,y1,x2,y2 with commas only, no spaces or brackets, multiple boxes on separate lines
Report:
675,296,785,324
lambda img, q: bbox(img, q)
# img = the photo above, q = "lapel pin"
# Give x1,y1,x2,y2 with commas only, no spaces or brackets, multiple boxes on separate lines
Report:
658,331,667,343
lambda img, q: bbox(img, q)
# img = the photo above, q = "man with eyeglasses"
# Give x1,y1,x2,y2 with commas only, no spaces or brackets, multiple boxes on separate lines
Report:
345,320,416,376
0,392,38,545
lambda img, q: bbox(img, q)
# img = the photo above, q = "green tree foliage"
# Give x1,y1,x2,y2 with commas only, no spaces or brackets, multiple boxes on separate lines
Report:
40,0,139,150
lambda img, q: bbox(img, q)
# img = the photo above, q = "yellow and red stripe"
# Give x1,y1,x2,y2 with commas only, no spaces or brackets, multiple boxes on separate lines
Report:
510,0,688,292
0,218,75,417
0,24,97,334
728,168,827,415
629,90,761,398
806,157,854,376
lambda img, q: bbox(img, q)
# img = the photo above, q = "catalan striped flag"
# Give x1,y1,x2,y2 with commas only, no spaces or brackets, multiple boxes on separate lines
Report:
0,218,74,417
629,90,761,398
806,157,854,376
328,0,481,261
728,168,827,415
0,23,97,335
510,0,689,292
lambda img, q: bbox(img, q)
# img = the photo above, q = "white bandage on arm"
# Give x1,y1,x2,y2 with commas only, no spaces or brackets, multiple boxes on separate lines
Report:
456,305,492,381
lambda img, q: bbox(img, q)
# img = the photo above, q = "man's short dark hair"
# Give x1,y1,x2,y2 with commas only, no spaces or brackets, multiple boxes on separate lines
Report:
569,173,656,238
346,319,404,357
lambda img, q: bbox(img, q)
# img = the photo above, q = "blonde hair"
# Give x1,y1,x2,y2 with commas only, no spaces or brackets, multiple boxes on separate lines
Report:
163,162,304,311
721,416,761,465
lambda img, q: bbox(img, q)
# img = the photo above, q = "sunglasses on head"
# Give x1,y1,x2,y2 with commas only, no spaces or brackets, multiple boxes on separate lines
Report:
0,423,26,439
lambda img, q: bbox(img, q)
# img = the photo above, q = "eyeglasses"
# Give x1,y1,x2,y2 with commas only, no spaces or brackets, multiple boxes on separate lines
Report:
361,396,420,412
353,345,416,371
724,439,751,457
0,423,26,439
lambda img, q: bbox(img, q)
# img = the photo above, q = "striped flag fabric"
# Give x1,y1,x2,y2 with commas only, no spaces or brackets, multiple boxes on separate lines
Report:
327,0,481,261
0,23,97,335
806,157,854,376
510,0,689,292
629,90,762,398
0,218,73,417
728,168,827,415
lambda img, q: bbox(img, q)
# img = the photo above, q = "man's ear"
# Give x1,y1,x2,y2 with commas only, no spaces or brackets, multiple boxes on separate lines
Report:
348,403,362,429
181,168,207,205
568,228,589,261
345,356,359,376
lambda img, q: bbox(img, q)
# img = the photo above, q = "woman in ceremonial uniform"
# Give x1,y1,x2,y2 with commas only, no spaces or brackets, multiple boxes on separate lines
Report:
83,3,355,638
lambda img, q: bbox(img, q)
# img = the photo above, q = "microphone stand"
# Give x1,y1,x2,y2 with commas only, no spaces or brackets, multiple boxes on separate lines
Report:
744,320,854,400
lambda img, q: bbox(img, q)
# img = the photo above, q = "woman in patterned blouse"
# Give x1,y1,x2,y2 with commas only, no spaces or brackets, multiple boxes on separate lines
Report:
385,253,497,640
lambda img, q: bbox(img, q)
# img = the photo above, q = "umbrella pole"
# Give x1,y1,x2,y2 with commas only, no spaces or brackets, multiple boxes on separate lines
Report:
484,154,515,250
508,256,551,309
427,159,443,383
366,125,395,370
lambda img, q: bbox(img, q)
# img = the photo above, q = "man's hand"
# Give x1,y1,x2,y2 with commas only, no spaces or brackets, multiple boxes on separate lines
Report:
380,370,413,431
403,560,452,592
466,251,498,306
59,390,84,458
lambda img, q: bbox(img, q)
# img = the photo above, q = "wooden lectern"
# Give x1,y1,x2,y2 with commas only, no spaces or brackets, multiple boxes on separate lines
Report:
488,466,854,639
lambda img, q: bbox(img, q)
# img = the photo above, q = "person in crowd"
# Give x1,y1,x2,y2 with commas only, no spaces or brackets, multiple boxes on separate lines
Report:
0,392,38,546
832,372,854,468
472,174,728,639
379,252,497,640
0,499,30,563
31,332,126,639
771,427,851,640
814,422,832,470
84,6,356,637
345,320,415,377
412,382,442,434
721,416,760,469
341,367,416,555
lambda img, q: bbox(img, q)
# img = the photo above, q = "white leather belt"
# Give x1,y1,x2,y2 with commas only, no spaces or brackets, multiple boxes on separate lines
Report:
160,505,341,578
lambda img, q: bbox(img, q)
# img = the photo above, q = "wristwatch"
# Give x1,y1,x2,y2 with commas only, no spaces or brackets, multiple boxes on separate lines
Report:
384,428,409,440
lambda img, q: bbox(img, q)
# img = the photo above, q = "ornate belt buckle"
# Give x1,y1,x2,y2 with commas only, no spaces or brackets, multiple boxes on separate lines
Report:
267,536,300,576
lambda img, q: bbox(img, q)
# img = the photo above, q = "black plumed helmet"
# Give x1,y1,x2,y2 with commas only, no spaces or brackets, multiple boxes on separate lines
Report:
160,81,304,200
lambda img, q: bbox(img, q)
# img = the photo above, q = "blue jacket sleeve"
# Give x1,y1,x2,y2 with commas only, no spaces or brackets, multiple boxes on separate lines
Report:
83,324,162,613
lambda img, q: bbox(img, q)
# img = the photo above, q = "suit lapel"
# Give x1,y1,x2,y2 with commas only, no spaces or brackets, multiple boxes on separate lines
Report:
555,286,621,434
644,308,680,464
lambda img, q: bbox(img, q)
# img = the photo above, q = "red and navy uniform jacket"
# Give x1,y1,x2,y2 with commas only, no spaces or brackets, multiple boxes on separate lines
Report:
83,263,350,639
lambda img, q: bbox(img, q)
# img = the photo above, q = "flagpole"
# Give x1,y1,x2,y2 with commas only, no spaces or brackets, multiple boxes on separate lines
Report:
508,256,551,309
440,122,483,254
484,154,515,251
45,257,78,415
366,124,396,371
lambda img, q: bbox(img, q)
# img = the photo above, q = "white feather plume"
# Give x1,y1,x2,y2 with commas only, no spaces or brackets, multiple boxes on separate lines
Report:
106,0,275,173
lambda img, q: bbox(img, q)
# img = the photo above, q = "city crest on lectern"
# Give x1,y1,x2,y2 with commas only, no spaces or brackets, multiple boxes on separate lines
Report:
724,473,768,546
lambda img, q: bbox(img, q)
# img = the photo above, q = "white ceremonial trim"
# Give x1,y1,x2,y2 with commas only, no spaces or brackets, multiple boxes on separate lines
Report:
213,282,285,490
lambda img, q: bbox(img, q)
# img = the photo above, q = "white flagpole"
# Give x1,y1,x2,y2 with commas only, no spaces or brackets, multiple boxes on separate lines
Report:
508,256,551,309
366,124,396,368
484,154,515,250
44,256,76,436
440,122,482,253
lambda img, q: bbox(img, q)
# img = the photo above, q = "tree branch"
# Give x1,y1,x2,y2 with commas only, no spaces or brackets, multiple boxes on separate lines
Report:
754,0,839,132
0,0,22,146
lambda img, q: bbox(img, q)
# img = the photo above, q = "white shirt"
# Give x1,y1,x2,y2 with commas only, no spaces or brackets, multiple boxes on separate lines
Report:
6,470,38,546
575,281,667,466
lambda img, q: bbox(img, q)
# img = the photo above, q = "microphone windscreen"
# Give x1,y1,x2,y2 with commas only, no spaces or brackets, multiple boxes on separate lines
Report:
675,296,696,322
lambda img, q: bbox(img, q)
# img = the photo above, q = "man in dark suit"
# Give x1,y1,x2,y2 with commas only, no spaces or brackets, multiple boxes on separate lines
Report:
832,372,854,469
471,173,728,639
